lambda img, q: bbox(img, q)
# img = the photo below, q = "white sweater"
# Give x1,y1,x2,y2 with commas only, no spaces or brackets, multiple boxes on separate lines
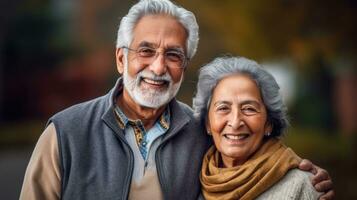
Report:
256,169,322,200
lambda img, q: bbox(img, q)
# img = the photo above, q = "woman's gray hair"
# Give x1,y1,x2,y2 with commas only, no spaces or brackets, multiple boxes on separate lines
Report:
193,56,289,137
116,0,199,60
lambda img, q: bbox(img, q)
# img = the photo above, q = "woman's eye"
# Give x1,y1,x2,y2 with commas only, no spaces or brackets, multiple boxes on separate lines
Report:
216,106,229,112
242,107,258,114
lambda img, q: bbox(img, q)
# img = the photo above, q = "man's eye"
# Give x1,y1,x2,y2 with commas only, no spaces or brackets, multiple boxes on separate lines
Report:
138,48,156,57
166,51,183,62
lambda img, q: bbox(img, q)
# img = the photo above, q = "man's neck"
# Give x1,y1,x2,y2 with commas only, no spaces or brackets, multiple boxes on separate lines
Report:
116,88,167,130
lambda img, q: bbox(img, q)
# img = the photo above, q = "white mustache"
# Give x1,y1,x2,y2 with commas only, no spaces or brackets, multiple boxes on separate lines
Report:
136,70,172,83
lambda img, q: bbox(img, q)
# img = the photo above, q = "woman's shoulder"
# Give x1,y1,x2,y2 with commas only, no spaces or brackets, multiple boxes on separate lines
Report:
257,169,322,200
284,168,313,183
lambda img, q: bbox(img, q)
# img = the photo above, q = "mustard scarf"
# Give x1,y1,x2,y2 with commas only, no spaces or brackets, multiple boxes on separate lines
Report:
200,138,301,200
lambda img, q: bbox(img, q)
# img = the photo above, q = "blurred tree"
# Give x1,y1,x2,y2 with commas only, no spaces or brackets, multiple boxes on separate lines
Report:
177,0,356,133
1,0,63,121
178,0,357,61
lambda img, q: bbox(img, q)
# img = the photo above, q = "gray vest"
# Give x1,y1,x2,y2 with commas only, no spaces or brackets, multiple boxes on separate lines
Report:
49,80,211,200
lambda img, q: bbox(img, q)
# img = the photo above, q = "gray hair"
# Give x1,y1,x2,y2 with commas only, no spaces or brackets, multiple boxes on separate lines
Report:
116,0,199,60
193,56,289,137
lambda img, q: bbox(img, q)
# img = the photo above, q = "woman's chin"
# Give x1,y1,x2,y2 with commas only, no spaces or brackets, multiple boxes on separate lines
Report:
220,149,248,166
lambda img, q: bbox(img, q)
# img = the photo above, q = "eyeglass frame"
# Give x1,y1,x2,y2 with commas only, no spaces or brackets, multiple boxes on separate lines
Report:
121,46,189,69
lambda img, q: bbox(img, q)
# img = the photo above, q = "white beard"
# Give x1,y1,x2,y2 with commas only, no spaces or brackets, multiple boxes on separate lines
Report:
122,60,183,108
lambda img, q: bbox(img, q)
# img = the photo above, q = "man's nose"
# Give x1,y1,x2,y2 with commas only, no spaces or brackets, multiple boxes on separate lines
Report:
149,53,167,76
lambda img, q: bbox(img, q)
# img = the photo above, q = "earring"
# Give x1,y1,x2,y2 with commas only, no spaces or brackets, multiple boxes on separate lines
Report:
265,132,271,137
207,131,212,135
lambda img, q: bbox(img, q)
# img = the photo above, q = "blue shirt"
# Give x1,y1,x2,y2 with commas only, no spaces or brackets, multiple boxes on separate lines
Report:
114,105,170,160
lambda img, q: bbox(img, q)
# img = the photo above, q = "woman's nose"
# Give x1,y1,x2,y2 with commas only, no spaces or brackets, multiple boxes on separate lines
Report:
227,112,244,129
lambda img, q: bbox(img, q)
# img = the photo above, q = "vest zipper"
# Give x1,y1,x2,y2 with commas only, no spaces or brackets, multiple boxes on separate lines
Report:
113,132,135,200
155,121,189,199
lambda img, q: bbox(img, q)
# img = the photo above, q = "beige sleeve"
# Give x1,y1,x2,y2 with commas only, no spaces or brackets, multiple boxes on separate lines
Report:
19,123,61,200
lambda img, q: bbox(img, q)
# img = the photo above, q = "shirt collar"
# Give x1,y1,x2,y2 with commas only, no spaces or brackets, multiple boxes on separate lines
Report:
113,86,170,131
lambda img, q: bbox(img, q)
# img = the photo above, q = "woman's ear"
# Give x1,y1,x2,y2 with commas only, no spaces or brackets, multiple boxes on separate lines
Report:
116,48,125,74
206,118,212,135
264,122,273,136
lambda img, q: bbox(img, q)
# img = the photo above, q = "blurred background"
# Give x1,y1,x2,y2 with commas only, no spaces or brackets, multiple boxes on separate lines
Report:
0,0,356,199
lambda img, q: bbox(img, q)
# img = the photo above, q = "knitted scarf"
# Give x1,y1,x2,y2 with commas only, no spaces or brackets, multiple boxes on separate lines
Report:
200,138,301,200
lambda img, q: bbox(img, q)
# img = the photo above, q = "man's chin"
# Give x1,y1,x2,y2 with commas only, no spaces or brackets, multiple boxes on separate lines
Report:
133,90,171,109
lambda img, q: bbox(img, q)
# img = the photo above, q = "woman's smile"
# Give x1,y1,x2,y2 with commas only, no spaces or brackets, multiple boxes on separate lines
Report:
222,133,250,142
207,74,271,167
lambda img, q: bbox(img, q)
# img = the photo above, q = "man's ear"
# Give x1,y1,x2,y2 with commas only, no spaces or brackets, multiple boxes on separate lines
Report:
116,48,125,74
183,61,189,72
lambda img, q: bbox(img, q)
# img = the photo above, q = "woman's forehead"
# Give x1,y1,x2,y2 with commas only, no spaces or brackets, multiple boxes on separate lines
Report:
211,74,263,103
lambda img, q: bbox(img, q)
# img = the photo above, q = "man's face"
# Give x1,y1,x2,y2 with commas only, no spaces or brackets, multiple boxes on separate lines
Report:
118,14,187,108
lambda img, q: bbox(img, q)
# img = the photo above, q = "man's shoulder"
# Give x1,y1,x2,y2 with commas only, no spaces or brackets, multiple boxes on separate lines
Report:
175,100,193,115
51,94,109,122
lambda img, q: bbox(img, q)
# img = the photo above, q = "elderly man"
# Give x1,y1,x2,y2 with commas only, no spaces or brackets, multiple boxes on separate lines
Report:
20,0,333,199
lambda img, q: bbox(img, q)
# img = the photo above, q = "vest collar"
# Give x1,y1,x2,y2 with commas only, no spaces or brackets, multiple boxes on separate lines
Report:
101,77,190,139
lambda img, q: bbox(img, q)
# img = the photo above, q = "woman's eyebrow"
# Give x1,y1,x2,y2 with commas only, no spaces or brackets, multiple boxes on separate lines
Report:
213,100,232,107
240,100,262,107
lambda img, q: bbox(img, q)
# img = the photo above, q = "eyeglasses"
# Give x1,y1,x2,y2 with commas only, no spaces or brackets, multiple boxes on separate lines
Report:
122,46,188,69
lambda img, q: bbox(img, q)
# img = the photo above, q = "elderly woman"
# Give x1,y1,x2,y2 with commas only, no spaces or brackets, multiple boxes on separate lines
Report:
193,56,322,200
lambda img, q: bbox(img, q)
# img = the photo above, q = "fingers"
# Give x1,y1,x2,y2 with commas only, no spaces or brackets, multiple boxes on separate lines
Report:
299,159,317,174
315,180,333,192
299,159,334,199
312,167,330,186
319,190,335,200
313,167,334,200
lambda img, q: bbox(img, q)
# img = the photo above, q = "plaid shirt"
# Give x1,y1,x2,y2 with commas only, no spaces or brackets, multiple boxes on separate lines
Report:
114,105,170,160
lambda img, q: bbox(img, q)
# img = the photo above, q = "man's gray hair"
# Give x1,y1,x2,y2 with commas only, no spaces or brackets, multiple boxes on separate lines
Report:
193,56,289,137
116,0,199,60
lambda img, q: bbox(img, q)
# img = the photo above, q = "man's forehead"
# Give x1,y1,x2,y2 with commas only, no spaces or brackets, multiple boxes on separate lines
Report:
130,14,187,49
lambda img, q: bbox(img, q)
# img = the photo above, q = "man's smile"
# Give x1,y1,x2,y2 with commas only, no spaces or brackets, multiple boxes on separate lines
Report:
141,77,169,86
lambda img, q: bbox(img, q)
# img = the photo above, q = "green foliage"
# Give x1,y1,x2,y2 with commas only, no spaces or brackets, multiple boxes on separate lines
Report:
0,121,44,148
283,128,352,161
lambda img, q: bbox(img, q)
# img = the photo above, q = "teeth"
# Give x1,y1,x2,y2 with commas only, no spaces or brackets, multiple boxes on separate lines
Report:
226,135,239,140
143,78,165,85
225,134,249,140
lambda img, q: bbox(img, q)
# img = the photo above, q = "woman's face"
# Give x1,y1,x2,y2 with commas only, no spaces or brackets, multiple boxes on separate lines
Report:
207,74,271,167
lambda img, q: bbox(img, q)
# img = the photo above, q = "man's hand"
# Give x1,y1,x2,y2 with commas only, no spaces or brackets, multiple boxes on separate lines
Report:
299,159,335,200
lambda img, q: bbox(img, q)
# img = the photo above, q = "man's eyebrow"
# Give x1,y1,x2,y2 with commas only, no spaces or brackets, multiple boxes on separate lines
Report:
168,45,184,50
167,46,185,53
137,42,185,52
138,41,155,48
